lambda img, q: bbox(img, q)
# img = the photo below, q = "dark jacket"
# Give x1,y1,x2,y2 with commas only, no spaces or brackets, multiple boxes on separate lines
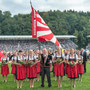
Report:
83,51,87,62
40,54,52,67
81,51,87,63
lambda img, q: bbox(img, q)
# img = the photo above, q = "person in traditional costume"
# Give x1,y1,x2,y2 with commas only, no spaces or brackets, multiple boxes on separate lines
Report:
77,51,83,82
52,48,65,88
64,50,70,81
35,50,41,82
27,50,37,88
23,51,29,82
52,50,57,81
67,49,78,88
11,52,17,82
1,52,9,82
15,50,26,88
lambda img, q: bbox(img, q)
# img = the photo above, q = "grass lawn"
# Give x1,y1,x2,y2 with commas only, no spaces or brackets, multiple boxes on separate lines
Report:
0,61,90,90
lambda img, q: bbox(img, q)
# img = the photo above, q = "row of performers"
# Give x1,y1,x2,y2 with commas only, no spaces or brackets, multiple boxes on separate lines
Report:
0,48,84,88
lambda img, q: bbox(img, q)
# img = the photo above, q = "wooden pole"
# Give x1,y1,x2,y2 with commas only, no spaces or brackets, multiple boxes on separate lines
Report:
30,0,32,5
37,40,41,51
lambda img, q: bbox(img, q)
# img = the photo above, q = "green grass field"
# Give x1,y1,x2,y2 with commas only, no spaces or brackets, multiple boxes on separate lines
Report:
0,61,90,90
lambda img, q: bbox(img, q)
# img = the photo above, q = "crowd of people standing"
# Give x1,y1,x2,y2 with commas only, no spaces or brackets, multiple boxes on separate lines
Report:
0,48,88,88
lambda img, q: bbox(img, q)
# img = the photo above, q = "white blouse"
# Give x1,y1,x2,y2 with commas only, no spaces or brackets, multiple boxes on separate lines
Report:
1,57,9,61
53,53,65,58
65,55,69,60
28,55,35,61
24,56,28,60
34,55,38,60
67,54,78,60
77,56,83,60
18,56,23,60
12,56,17,61
56,53,65,58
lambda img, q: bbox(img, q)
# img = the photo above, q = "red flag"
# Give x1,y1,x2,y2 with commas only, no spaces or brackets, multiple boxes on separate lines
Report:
32,6,37,38
31,5,62,48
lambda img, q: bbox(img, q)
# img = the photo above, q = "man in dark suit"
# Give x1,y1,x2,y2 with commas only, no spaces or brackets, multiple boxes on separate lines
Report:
81,48,87,73
40,48,52,88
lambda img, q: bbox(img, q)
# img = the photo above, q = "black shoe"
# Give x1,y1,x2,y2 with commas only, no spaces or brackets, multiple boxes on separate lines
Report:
84,71,86,73
49,86,51,88
41,85,44,88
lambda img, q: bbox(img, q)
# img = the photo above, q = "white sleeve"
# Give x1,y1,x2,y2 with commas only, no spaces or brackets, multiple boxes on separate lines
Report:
62,53,65,58
24,56,27,60
81,56,83,60
29,57,33,61
52,55,55,58
12,57,13,60
1,57,3,61
7,57,9,61
76,54,78,60
15,57,17,61
66,55,69,60
34,56,37,60
50,60,52,64
52,53,56,58
28,57,30,61
22,56,24,60
23,57,25,60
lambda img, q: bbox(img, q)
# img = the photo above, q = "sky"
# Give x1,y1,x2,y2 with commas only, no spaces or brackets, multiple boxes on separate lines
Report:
0,0,90,15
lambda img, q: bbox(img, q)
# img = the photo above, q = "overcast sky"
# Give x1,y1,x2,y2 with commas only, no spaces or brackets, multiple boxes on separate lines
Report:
0,0,90,15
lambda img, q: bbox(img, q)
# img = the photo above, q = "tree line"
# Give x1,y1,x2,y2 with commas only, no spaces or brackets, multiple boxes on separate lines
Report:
0,10,90,48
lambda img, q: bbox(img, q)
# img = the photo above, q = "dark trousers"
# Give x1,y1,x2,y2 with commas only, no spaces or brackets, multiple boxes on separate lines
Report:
41,67,51,87
83,62,86,73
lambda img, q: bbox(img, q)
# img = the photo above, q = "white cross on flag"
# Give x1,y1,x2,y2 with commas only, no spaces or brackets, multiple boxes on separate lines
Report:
31,5,62,48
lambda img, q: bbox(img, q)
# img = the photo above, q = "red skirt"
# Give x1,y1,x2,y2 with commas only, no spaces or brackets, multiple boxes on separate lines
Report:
65,63,68,74
26,65,30,77
16,64,26,80
77,64,83,74
67,64,78,78
1,64,9,75
36,61,41,73
53,63,56,73
25,66,28,75
11,64,16,74
25,61,27,75
27,65,37,79
55,63,64,76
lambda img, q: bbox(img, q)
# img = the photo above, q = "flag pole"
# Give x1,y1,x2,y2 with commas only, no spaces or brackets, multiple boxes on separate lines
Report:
30,0,32,8
30,0,41,51
37,36,41,51
30,0,32,5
